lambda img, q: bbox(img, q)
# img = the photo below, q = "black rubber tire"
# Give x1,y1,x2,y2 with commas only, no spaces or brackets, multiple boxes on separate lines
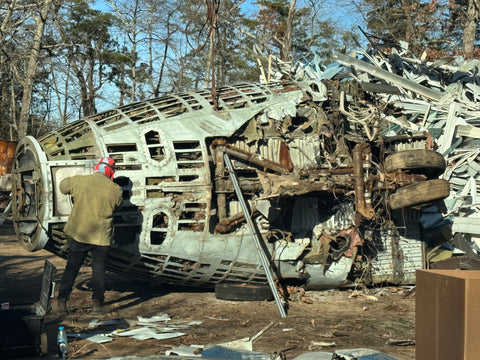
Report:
214,283,274,301
40,332,48,355
389,179,450,210
384,149,446,178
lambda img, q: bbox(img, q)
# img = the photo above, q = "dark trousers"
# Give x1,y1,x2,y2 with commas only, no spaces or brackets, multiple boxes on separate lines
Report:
58,238,109,303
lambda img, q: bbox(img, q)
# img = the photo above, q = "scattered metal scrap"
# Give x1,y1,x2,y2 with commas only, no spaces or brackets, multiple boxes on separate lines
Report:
65,315,403,360
275,45,480,267
67,313,201,344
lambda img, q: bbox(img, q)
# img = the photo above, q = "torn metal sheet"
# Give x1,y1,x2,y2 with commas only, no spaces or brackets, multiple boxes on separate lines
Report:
216,321,277,352
116,327,186,341
310,341,336,348
293,352,333,360
165,344,203,357
68,332,114,344
201,345,275,360
334,53,443,101
333,348,400,360
137,314,171,323
217,338,253,351
452,217,480,235
370,221,423,285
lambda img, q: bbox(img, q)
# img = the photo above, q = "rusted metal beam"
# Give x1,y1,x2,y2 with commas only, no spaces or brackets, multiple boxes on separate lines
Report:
214,207,259,234
224,144,292,174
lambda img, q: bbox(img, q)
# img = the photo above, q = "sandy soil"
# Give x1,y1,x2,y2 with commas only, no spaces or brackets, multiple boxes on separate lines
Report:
0,220,415,360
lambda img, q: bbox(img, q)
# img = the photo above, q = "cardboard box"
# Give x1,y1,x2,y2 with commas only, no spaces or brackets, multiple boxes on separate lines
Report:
416,269,480,360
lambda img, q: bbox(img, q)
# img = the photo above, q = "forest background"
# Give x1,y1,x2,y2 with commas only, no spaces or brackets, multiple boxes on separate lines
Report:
1,0,479,141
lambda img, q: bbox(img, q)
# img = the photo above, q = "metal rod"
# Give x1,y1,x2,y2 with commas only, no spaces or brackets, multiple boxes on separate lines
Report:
251,320,278,343
224,153,287,318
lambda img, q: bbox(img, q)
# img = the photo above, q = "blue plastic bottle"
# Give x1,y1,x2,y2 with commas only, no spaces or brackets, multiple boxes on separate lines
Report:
57,326,68,359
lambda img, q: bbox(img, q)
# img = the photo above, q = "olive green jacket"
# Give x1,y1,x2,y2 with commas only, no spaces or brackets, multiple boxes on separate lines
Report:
60,172,123,246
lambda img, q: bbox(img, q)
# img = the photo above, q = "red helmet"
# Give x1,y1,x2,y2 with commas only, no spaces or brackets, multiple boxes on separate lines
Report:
94,157,116,179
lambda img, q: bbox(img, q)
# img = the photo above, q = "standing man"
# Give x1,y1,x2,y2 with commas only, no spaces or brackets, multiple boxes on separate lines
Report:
57,157,123,315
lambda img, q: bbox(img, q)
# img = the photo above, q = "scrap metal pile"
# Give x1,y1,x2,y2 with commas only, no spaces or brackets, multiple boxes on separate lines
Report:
9,45,479,296
280,45,480,265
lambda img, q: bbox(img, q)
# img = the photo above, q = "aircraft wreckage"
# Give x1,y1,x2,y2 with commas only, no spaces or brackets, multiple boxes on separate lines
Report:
11,53,452,296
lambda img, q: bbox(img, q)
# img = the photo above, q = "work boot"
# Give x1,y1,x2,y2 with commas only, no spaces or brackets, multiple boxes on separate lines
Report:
57,298,68,315
92,299,109,314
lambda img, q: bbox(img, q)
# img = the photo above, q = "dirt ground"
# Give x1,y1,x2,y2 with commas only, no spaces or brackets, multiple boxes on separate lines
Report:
0,219,416,360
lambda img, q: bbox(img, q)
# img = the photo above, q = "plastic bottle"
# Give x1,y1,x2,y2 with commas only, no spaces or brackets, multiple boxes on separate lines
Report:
57,326,68,359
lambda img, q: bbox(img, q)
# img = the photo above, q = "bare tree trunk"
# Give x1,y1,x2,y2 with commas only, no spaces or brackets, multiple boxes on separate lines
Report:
204,0,218,89
55,20,96,118
16,0,52,138
1,3,15,140
9,69,17,140
118,69,126,106
280,0,296,62
206,23,215,88
463,0,479,59
155,9,176,97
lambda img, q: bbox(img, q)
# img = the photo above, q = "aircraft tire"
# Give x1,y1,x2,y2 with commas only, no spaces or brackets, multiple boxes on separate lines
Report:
214,283,274,301
384,149,446,178
389,179,450,210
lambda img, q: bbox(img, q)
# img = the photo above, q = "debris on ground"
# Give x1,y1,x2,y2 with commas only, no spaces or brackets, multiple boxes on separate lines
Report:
65,313,202,343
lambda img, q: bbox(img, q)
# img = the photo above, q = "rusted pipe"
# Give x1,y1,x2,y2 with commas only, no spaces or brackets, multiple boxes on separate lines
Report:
224,144,291,174
279,142,294,171
214,207,259,234
352,144,375,223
